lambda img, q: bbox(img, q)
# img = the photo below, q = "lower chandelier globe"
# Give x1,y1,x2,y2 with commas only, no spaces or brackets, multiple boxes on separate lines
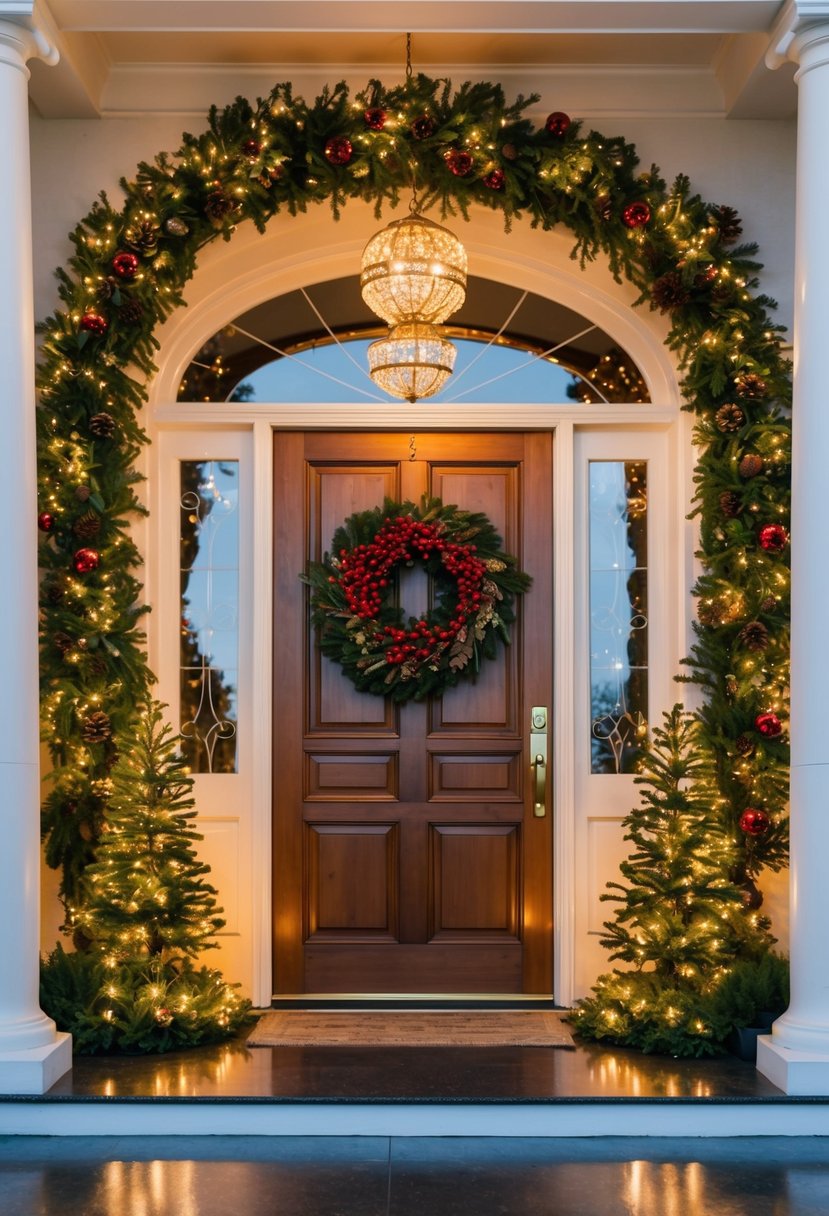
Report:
367,322,457,403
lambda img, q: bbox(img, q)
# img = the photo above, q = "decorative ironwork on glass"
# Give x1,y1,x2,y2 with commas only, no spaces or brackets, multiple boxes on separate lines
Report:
589,460,648,773
179,460,239,772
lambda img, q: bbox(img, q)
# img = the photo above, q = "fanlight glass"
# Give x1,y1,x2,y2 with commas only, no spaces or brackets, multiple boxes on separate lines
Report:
367,322,457,402
360,214,467,326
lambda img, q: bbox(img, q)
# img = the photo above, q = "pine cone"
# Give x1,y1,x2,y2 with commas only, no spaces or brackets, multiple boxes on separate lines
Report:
205,190,239,227
118,297,145,326
738,620,770,651
594,194,614,221
89,412,116,439
45,578,66,604
96,276,118,303
710,205,742,245
740,879,764,911
81,709,113,743
75,485,91,502
73,510,101,540
650,272,691,313
739,453,763,479
735,734,756,756
735,372,767,400
719,490,742,517
53,631,74,655
715,403,746,433
124,219,160,254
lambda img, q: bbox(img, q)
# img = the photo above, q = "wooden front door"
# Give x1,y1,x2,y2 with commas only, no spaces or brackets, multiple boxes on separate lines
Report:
273,431,553,995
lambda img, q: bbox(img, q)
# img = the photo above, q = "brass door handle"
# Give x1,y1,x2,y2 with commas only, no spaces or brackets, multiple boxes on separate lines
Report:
530,706,548,818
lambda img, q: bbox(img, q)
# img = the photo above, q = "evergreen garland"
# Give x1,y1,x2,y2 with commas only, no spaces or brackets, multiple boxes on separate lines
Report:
36,76,791,924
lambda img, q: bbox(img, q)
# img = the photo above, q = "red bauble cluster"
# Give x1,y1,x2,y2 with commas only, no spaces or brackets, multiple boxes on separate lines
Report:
755,711,783,738
80,312,108,336
739,807,771,836
73,547,100,574
334,515,487,673
38,511,55,533
446,149,474,177
111,251,139,280
364,107,387,130
483,168,505,191
621,201,652,229
545,111,570,137
324,136,353,166
758,523,789,553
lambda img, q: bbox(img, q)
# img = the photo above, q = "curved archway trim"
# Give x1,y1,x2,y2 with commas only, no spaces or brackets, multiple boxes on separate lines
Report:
35,74,791,906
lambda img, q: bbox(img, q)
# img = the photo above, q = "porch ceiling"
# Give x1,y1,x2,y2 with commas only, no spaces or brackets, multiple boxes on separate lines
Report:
25,0,796,120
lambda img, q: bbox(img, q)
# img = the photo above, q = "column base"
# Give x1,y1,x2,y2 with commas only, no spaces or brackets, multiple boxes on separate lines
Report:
0,1032,71,1095
757,1034,829,1095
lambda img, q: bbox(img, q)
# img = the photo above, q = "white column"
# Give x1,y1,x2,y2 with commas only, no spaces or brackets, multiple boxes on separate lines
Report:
757,9,829,1095
0,16,71,1094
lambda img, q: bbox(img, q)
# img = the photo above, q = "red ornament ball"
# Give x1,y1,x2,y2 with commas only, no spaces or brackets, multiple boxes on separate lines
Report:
242,138,262,159
446,149,474,177
72,547,100,574
621,201,652,229
755,711,783,738
483,168,505,191
364,107,387,131
758,523,789,553
740,807,771,836
545,111,571,137
111,251,139,280
80,312,108,337
38,511,55,533
324,136,353,166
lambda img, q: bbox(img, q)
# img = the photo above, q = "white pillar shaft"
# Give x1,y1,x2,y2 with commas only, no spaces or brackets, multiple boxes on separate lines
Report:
758,25,829,1085
0,22,63,1059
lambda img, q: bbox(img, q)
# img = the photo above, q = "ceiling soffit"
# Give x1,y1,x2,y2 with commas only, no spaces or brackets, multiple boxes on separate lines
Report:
21,0,796,119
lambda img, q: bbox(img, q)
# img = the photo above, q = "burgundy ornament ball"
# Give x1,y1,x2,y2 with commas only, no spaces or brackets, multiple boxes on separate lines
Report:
739,807,771,836
324,136,353,166
364,107,387,131
621,201,652,229
242,138,262,159
446,149,474,177
758,523,789,553
545,111,571,137
111,251,139,280
483,168,505,191
72,547,100,574
79,312,108,337
38,511,55,533
755,711,783,738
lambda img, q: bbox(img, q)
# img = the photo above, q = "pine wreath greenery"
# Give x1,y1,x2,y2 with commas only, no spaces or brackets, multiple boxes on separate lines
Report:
36,74,791,942
303,496,531,702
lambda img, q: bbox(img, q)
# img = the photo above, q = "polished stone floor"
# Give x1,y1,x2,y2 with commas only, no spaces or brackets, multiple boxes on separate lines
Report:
1,1134,829,1215
42,1033,784,1103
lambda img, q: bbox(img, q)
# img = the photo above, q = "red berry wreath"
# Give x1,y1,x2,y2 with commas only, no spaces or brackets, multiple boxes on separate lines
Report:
303,497,532,702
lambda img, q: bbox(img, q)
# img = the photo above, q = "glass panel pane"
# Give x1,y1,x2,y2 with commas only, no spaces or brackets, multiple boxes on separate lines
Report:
589,460,648,774
179,460,239,773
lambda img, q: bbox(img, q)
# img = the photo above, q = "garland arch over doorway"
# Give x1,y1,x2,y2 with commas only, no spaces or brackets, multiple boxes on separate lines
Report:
36,74,791,907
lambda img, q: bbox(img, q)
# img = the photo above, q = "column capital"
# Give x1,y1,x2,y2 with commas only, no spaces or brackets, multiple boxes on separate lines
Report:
0,2,59,69
767,0,829,69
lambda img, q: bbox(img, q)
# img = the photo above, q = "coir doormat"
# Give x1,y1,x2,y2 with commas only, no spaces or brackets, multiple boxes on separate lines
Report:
247,1009,574,1048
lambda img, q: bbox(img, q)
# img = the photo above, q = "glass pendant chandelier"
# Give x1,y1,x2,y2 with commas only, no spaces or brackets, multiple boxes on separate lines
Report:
360,204,467,402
